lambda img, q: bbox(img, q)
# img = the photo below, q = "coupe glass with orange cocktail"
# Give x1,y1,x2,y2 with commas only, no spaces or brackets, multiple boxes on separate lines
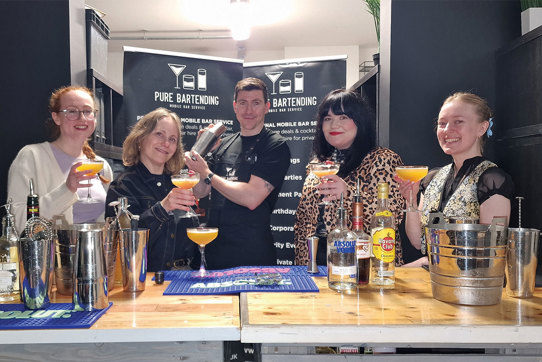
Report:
396,166,428,212
187,227,218,277
311,161,340,205
171,170,200,218
76,159,104,204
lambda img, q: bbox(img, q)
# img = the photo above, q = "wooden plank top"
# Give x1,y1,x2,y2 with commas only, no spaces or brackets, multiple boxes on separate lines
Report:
240,268,542,346
0,277,240,344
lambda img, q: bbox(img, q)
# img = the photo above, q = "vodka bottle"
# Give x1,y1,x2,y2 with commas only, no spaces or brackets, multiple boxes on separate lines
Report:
327,194,357,291
0,199,20,301
369,182,396,289
352,179,370,286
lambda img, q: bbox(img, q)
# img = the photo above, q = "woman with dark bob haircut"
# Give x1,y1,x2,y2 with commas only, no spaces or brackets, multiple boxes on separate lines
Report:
106,107,198,272
294,89,406,267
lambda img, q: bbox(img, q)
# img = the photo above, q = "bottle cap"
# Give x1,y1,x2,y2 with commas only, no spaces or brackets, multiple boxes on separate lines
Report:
377,182,389,198
155,271,165,284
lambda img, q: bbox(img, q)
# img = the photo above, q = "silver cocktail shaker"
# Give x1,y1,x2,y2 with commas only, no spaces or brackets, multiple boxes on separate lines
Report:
191,122,226,157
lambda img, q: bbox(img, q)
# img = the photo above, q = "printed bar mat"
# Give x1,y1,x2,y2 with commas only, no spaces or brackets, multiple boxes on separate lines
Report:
163,266,325,295
0,302,112,330
158,265,328,281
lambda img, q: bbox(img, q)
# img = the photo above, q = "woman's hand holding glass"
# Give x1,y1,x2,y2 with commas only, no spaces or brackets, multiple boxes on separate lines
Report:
394,166,428,212
316,174,348,203
66,161,95,193
311,161,340,205
160,186,196,214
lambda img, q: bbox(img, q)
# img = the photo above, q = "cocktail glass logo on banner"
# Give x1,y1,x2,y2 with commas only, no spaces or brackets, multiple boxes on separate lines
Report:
168,63,208,92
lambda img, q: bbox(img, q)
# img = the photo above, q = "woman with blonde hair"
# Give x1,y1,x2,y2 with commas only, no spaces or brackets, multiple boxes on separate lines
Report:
8,85,113,233
397,92,514,261
106,107,197,272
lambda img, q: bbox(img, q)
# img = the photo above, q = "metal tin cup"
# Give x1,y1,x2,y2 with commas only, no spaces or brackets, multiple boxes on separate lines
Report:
120,228,149,292
307,236,319,273
18,237,54,310
73,224,109,311
506,228,540,298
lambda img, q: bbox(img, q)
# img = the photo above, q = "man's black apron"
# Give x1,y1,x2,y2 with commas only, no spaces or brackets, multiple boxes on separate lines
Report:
204,128,276,269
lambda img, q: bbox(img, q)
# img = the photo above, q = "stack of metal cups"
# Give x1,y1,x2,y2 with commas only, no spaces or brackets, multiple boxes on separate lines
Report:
19,237,54,310
72,224,109,311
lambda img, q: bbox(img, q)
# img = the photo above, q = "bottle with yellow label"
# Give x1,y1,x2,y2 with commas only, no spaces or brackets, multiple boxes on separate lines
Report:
369,182,396,289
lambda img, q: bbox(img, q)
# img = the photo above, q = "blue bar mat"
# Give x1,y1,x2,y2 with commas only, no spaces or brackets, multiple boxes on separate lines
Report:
157,265,328,281
0,302,112,330
163,266,324,295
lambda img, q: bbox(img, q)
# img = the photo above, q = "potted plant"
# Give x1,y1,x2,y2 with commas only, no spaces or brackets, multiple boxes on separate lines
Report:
363,0,380,65
521,0,542,35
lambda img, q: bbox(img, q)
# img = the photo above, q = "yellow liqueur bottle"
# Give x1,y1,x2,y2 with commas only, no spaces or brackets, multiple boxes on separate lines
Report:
369,182,396,289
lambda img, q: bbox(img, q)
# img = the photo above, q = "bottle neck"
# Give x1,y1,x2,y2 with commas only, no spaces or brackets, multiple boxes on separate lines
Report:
337,208,347,229
376,195,389,210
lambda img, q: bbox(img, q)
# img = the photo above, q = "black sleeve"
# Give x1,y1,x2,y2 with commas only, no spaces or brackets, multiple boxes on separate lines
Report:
105,174,172,233
477,167,515,204
251,137,291,188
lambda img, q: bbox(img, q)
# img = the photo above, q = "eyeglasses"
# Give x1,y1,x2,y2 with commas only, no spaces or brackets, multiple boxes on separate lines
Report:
59,108,97,121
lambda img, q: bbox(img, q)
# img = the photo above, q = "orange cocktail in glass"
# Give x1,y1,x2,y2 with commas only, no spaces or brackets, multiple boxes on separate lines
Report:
311,161,340,205
171,170,200,218
187,227,218,277
76,159,104,204
396,166,428,212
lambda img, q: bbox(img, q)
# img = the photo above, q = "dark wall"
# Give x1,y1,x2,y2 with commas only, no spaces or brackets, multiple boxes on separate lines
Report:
0,0,71,214
388,0,521,168
496,27,542,232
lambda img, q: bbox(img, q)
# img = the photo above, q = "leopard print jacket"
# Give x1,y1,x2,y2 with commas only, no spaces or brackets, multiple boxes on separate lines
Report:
294,147,406,266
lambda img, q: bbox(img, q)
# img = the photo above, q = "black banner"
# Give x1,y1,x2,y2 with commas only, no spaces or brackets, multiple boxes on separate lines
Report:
123,47,244,146
243,57,346,264
123,48,346,265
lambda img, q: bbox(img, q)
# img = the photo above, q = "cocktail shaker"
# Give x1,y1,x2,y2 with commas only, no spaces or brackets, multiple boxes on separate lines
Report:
191,122,226,157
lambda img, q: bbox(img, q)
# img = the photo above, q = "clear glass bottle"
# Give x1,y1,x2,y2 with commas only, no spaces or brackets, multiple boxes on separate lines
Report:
352,179,370,286
327,194,357,292
0,200,20,302
369,182,396,289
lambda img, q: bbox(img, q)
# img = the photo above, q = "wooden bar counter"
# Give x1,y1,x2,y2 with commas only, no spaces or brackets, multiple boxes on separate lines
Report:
241,268,542,348
0,277,240,345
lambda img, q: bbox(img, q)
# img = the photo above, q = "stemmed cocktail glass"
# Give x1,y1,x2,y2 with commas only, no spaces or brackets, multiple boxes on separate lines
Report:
396,166,428,212
187,227,218,278
171,170,200,218
265,71,283,95
76,159,104,204
311,161,340,205
168,63,186,89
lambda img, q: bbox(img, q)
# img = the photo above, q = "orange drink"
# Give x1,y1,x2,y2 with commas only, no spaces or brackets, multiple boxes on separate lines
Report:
187,227,218,277
395,165,428,212
172,179,199,189
77,160,104,176
187,227,218,246
396,166,428,182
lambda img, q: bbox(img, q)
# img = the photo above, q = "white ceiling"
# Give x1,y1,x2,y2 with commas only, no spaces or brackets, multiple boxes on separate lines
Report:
84,0,378,58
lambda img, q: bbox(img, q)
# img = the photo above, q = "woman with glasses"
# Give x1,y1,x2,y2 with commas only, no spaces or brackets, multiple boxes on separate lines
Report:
8,85,113,233
105,108,198,272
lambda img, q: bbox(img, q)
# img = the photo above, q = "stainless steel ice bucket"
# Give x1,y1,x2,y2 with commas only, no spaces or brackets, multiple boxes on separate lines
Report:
425,213,508,305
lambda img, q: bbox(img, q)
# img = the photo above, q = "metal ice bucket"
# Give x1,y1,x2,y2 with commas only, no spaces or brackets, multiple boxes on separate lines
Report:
425,213,508,305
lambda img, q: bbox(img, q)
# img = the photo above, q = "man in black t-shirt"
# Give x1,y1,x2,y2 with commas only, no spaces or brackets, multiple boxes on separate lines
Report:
185,77,291,269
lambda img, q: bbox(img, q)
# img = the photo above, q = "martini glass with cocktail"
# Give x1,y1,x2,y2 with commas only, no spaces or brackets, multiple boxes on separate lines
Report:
395,166,428,212
171,169,200,218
